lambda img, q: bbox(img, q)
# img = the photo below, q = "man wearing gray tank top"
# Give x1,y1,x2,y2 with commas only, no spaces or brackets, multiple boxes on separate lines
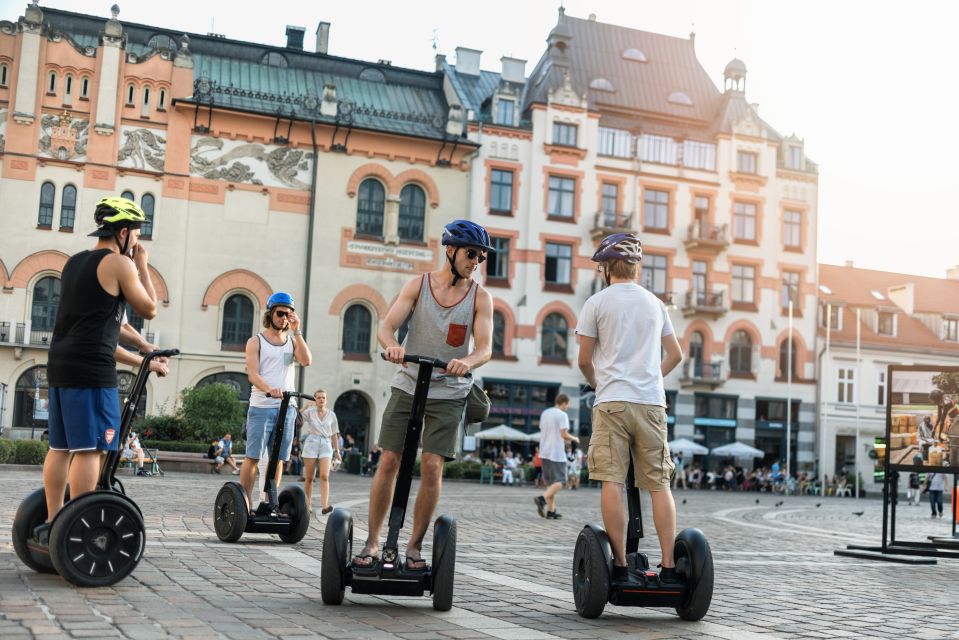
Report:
352,220,494,571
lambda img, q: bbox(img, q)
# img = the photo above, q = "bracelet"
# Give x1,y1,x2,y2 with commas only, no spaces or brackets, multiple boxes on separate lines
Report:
294,330,303,337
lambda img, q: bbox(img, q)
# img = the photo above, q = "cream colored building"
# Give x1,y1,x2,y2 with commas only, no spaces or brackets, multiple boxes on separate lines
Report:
0,4,474,450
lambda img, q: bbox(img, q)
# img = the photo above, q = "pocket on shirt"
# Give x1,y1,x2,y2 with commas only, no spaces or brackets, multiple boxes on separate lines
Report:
446,323,467,347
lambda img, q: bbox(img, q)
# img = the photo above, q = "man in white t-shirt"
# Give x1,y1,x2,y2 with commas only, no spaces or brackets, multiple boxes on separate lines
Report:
576,232,683,583
534,395,579,519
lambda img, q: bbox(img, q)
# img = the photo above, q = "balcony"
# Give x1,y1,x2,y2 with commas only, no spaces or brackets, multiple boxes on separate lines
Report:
683,221,729,254
0,323,27,345
29,329,53,346
591,210,638,239
682,290,727,319
679,361,725,389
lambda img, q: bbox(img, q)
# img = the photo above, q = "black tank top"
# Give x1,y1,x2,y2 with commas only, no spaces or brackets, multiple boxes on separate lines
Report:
48,249,124,387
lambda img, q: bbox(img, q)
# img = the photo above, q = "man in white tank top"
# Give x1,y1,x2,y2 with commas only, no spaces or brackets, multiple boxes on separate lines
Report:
352,220,494,571
240,292,313,508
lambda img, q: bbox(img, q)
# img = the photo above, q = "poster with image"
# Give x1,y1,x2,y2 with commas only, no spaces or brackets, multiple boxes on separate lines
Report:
886,365,959,473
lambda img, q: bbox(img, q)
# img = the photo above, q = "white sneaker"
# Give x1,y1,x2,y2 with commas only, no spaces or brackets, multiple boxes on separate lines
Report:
232,470,240,475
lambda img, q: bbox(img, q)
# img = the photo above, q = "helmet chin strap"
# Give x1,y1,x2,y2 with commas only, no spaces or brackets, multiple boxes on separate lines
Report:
447,248,464,286
603,263,611,287
112,228,130,257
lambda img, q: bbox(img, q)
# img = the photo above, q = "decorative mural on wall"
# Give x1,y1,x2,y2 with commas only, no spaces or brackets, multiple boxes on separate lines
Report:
189,136,313,189
117,126,167,172
0,108,6,153
38,111,89,161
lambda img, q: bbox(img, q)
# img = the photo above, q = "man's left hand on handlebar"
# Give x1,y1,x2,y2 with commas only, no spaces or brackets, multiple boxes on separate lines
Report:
148,360,169,377
443,358,470,377
385,345,406,366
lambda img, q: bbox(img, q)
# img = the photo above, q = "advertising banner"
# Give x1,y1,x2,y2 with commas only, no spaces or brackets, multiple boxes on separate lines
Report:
887,366,959,474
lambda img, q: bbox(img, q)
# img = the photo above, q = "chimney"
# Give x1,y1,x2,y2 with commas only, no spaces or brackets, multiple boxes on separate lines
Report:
500,56,526,84
588,13,597,21
844,260,854,268
434,53,446,72
455,47,482,76
315,21,330,54
948,266,959,280
285,25,305,50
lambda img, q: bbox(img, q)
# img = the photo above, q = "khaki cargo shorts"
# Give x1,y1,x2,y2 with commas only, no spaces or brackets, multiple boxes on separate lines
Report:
588,402,674,491
377,388,466,461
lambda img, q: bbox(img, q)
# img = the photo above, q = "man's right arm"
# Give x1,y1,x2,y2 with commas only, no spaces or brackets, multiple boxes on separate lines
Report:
378,276,420,363
661,333,683,377
245,336,280,398
110,247,157,319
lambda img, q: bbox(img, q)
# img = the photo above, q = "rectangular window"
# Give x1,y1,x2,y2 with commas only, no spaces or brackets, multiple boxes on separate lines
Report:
733,201,756,240
837,367,855,404
552,122,578,147
781,272,800,310
731,265,755,304
47,72,57,94
495,99,515,126
598,126,632,157
641,254,667,295
877,370,886,406
692,260,707,304
945,318,959,341
783,210,802,248
489,169,514,213
787,146,802,170
643,188,669,230
639,134,679,165
736,150,758,174
486,237,510,281
682,140,717,170
694,394,737,419
601,183,618,215
544,242,572,285
878,311,896,336
547,175,576,218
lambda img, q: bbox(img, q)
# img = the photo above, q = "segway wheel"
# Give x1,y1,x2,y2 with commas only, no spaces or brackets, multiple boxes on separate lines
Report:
277,485,310,543
49,491,145,587
573,526,611,619
214,482,248,542
12,487,66,574
321,508,353,605
431,514,457,612
673,527,714,621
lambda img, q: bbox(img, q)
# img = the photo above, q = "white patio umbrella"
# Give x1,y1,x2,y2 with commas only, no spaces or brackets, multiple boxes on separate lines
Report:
474,424,531,442
667,438,708,456
709,441,765,458
525,430,541,442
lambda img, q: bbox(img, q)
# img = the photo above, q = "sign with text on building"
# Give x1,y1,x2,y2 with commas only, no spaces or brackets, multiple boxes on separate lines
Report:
340,228,437,274
886,365,959,474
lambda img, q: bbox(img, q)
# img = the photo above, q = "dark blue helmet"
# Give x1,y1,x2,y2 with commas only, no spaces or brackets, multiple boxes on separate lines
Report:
442,220,496,252
592,233,643,264
267,292,295,310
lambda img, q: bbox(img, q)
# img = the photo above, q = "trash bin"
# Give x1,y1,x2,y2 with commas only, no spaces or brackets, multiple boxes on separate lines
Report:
345,451,362,475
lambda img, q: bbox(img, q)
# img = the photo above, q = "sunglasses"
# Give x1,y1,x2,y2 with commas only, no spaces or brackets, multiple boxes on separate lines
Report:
273,310,290,318
465,248,487,263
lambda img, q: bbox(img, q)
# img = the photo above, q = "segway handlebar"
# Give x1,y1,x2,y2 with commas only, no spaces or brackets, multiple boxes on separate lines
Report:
265,391,317,401
379,352,472,378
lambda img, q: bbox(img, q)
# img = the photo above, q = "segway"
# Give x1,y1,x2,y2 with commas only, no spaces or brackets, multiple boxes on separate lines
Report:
572,458,714,620
12,349,179,587
321,354,458,611
213,391,312,543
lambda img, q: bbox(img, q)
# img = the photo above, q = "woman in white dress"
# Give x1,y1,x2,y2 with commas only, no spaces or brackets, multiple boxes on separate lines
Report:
300,389,341,514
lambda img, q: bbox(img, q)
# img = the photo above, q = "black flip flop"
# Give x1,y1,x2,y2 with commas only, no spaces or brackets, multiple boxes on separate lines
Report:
404,556,428,572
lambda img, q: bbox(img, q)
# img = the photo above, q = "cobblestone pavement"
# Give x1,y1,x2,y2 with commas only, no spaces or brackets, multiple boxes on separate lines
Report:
1,467,958,639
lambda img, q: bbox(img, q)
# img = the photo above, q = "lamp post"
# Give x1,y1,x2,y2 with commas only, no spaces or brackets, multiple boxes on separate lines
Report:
786,299,793,483
855,307,862,499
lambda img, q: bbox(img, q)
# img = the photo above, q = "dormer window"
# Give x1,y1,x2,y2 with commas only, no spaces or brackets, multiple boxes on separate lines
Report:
821,304,841,331
552,122,577,147
261,51,289,68
668,91,693,106
622,48,648,62
877,311,896,336
944,318,958,342
787,145,802,170
736,150,758,174
494,98,515,126
589,78,615,92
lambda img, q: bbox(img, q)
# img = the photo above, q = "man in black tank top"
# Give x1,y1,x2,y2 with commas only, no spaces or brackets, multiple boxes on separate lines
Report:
33,197,161,546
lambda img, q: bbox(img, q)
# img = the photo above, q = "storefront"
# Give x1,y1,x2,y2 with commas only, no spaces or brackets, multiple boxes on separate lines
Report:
482,378,561,435
692,392,737,471
754,397,800,470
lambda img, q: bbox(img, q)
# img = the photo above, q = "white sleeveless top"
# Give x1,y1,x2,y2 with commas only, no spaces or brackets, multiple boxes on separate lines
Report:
301,406,339,438
249,332,296,408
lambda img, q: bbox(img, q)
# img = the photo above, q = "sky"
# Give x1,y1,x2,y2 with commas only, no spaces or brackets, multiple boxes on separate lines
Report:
5,0,958,278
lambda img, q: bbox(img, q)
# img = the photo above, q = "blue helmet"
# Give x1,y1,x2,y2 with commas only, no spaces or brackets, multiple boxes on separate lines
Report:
441,220,496,252
267,292,295,311
592,233,643,264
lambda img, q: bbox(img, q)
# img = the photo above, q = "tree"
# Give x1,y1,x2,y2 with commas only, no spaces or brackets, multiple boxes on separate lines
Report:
932,372,959,397
177,383,245,442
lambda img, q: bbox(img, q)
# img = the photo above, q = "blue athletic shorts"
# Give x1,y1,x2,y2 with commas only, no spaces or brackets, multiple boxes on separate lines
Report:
47,387,121,452
245,405,296,461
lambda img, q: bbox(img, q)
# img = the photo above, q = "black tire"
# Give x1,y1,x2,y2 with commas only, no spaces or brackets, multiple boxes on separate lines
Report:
214,482,248,543
431,514,457,612
573,526,610,619
674,528,714,621
277,485,310,543
12,487,67,574
321,508,353,605
49,491,145,587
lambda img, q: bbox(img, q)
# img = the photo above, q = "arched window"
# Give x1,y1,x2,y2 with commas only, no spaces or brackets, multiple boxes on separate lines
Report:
221,294,254,350
779,338,797,379
14,365,48,430
198,372,251,415
140,193,155,239
158,88,166,110
342,304,372,356
31,277,60,343
38,181,56,226
492,311,506,357
147,34,177,51
64,74,73,100
126,83,135,105
47,71,57,94
121,190,135,201
356,178,385,237
689,331,704,377
0,63,8,87
729,330,752,374
541,313,568,361
260,51,289,68
80,76,90,99
60,184,77,229
398,184,426,242
117,371,147,420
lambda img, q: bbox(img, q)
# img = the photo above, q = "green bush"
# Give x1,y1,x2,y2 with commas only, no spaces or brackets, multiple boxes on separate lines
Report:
13,439,48,465
141,439,246,454
0,438,16,463
133,414,185,441
177,383,245,442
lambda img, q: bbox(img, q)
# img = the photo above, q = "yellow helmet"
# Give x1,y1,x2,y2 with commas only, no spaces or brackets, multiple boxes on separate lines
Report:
88,196,146,237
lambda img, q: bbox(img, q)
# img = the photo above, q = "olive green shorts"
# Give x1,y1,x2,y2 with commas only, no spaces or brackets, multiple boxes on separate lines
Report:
588,402,674,491
377,388,466,461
